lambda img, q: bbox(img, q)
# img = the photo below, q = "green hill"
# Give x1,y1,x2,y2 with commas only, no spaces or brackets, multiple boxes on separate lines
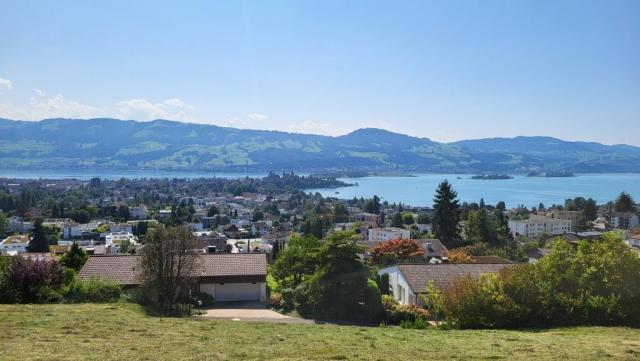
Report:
1,117,639,173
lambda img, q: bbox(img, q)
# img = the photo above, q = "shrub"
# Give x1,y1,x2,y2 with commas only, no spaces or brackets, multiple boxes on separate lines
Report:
400,317,430,329
388,304,430,324
1,257,65,303
381,294,399,311
191,292,214,307
441,233,640,328
269,292,283,309
279,287,296,312
67,277,122,303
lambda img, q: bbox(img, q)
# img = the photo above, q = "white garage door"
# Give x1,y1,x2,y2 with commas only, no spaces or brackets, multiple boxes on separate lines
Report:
215,283,261,302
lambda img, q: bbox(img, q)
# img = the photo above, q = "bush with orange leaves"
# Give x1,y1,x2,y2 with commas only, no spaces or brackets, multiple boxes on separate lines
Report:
446,248,475,264
368,239,424,265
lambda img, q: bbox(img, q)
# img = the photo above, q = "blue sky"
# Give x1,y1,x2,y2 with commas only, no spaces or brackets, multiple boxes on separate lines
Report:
1,0,638,145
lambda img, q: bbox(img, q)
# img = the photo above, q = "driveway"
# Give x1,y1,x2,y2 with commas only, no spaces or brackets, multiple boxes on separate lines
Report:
198,302,313,324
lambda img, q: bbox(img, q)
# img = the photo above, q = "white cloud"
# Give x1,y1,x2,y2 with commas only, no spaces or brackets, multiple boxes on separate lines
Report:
164,98,195,110
0,93,197,122
284,120,349,136
248,112,269,121
0,78,13,91
115,98,196,121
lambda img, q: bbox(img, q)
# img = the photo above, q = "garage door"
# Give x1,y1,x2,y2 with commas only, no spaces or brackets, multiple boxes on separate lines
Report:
215,283,261,302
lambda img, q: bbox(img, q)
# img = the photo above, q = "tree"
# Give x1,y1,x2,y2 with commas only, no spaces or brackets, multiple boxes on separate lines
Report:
0,210,7,235
464,210,495,244
332,203,350,223
391,212,403,228
207,205,219,217
140,226,198,314
363,195,381,214
496,201,506,211
27,218,49,253
417,212,430,224
119,239,133,254
60,241,88,271
615,192,635,213
432,181,462,248
294,231,384,322
271,235,321,289
402,212,415,225
368,239,424,265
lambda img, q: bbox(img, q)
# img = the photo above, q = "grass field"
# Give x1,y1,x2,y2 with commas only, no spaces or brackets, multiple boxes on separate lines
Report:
1,303,639,360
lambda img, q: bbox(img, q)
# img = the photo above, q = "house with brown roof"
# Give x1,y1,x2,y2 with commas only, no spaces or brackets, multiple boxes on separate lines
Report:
378,263,514,306
78,253,268,303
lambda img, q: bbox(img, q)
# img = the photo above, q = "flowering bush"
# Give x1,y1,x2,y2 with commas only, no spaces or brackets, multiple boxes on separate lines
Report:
0,257,65,303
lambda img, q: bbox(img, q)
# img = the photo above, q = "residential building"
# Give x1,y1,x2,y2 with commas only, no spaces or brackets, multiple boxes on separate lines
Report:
109,223,133,234
129,206,149,220
551,209,582,231
508,218,572,238
6,217,33,234
610,212,639,230
0,235,30,254
368,227,410,242
78,253,268,303
378,263,513,305
354,213,379,224
103,232,139,253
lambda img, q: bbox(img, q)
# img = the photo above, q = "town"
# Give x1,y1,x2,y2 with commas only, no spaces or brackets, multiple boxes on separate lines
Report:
1,173,639,323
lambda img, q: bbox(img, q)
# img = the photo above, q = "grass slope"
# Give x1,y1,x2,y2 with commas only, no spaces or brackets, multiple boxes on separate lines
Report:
1,303,639,360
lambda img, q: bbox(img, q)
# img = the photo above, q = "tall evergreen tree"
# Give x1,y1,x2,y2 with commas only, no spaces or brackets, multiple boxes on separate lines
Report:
615,192,635,213
61,241,88,270
432,181,462,248
27,218,49,252
391,212,403,228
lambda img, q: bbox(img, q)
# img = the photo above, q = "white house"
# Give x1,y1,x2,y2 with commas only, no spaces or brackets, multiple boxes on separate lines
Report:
0,235,30,254
109,223,133,234
378,263,513,306
368,227,410,242
508,218,571,238
129,206,149,220
6,217,33,234
611,212,639,230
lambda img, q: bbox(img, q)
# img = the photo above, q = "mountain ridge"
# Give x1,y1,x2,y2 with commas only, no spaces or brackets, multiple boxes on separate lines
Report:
1,117,639,173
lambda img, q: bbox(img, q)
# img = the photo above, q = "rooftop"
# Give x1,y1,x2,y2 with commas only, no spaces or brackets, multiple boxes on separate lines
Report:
387,263,514,293
1,235,30,245
78,253,268,286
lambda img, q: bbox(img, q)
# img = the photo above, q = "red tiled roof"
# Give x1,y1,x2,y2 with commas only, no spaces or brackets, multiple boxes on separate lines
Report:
78,255,141,285
393,263,514,293
78,253,267,286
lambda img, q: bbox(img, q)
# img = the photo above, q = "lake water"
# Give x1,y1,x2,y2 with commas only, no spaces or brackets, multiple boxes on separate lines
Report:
309,174,640,208
1,169,639,208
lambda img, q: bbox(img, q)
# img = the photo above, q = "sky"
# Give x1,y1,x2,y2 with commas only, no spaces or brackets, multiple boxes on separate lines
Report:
0,0,639,145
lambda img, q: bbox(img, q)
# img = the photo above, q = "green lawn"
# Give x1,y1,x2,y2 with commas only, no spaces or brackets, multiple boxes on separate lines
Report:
1,303,639,360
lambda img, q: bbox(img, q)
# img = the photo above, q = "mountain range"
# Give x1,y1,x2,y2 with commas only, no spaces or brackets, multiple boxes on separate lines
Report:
1,117,639,173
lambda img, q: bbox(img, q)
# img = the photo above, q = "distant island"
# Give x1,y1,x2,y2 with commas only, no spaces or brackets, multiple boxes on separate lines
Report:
1,117,640,174
471,174,514,180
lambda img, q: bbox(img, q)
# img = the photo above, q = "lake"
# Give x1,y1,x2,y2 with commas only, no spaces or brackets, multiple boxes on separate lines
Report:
309,173,640,208
1,169,639,208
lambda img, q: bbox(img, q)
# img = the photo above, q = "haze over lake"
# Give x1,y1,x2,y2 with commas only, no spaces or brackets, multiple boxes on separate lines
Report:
310,174,640,209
